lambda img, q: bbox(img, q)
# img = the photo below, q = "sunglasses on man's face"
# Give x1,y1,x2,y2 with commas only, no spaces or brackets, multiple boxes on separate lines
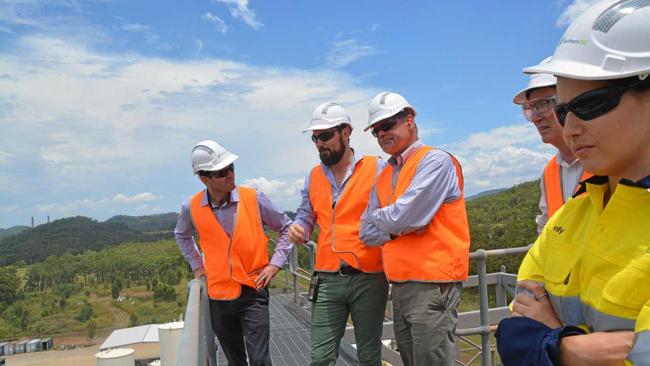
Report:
207,163,234,178
371,114,405,138
311,127,340,143
554,81,641,126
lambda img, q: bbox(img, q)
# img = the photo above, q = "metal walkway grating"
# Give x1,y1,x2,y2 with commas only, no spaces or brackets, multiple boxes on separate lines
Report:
217,293,357,365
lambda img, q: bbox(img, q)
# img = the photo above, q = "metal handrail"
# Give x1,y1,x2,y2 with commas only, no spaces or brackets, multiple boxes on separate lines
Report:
177,278,216,366
286,242,532,366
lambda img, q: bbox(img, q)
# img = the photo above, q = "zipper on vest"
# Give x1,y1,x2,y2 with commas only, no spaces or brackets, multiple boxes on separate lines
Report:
564,270,571,285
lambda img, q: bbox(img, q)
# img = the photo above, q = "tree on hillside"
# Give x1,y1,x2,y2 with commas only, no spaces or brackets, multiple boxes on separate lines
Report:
0,267,19,307
87,319,97,344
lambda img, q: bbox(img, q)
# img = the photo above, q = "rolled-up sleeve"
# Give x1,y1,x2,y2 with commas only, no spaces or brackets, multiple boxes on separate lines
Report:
174,201,204,272
293,173,316,241
257,191,294,268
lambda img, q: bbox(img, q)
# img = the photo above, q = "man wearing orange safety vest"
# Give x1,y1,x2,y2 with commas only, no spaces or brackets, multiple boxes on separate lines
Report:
360,92,470,366
288,102,389,366
513,58,591,234
174,140,293,366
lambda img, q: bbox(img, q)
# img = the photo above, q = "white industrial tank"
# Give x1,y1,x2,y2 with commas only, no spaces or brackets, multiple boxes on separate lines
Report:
158,321,184,366
95,348,135,366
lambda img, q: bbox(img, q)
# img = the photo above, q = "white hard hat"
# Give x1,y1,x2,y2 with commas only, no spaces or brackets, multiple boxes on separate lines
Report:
524,0,650,80
365,91,416,131
303,102,352,132
191,140,238,174
513,57,557,104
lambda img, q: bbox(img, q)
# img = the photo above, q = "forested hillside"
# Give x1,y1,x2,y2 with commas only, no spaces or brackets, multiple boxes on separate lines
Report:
0,216,171,265
105,213,178,232
0,225,29,240
466,180,540,273
0,240,190,340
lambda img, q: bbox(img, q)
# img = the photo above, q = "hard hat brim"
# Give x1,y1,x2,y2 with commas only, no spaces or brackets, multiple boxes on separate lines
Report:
194,153,238,174
524,59,648,81
512,80,557,105
302,122,350,133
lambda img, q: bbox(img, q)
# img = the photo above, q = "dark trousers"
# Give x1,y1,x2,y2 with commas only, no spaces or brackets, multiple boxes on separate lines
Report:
210,286,272,366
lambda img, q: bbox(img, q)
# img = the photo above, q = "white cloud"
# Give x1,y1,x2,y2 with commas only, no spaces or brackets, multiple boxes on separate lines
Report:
214,0,262,30
0,150,15,165
121,23,150,32
0,34,382,221
242,177,304,201
201,12,228,33
327,39,382,68
0,205,21,214
195,39,204,53
113,192,160,203
557,0,600,26
35,198,111,214
446,123,555,195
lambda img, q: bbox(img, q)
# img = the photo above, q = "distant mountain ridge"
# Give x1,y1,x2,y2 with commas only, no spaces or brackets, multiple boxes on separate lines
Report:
105,212,178,232
0,225,30,240
0,215,173,265
466,188,508,201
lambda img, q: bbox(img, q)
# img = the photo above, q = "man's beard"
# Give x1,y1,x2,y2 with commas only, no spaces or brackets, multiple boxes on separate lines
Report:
318,137,346,166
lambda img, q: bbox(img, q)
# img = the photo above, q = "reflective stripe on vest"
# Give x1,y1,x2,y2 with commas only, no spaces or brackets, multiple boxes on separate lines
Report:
189,186,269,300
376,146,470,282
309,156,383,273
543,155,592,217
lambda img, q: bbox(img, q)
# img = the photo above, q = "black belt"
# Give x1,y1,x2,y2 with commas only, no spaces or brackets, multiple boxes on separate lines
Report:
338,264,363,276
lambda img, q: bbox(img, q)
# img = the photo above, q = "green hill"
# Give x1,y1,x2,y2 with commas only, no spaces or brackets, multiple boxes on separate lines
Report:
0,216,171,266
105,213,178,232
0,225,30,240
465,180,540,273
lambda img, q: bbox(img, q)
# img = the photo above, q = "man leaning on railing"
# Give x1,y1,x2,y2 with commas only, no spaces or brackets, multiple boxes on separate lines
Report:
174,139,293,366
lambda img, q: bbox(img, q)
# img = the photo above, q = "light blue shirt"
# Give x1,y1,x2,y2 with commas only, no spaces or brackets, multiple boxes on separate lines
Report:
174,186,293,271
359,140,461,246
293,153,387,240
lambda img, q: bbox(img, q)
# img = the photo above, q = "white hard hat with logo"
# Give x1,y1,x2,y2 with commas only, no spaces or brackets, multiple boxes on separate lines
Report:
303,102,352,132
191,140,238,174
365,91,416,131
524,0,650,80
513,57,557,104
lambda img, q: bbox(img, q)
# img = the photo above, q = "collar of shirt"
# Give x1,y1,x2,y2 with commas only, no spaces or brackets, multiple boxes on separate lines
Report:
555,153,581,169
201,187,240,209
319,151,361,188
388,139,424,168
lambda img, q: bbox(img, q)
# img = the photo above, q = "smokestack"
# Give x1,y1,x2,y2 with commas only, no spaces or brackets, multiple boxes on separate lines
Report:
31,216,34,228
47,216,50,224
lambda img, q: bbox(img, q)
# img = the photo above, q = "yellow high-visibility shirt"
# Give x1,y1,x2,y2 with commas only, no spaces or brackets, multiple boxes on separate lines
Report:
518,175,650,365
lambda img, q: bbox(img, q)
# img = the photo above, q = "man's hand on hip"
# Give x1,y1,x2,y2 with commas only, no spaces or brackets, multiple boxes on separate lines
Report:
254,265,280,289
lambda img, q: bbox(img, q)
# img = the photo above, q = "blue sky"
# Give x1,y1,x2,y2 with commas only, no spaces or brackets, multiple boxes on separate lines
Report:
0,0,598,228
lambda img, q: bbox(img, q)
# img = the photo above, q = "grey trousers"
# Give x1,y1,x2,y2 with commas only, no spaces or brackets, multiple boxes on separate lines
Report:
392,282,462,366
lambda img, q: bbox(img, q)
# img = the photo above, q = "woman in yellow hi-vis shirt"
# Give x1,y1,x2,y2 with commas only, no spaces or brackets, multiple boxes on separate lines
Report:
497,0,650,365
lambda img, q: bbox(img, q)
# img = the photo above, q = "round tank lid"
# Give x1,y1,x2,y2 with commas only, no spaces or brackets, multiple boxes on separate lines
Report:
158,321,184,330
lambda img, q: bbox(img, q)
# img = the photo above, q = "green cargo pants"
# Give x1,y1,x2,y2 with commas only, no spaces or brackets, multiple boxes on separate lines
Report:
310,271,389,366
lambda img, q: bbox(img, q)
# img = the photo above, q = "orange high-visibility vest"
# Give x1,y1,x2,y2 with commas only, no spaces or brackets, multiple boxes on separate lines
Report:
377,146,470,282
309,156,383,273
543,155,592,218
190,186,269,300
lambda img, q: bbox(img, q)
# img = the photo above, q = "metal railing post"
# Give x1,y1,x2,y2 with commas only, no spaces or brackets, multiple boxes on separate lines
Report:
177,278,217,366
477,249,491,366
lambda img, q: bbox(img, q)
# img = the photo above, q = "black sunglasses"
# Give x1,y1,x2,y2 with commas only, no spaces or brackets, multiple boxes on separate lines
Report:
554,81,641,126
371,113,406,137
205,163,234,178
311,126,341,143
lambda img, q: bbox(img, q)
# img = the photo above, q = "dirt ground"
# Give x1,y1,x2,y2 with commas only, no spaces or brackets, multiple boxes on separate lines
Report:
2,336,160,366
